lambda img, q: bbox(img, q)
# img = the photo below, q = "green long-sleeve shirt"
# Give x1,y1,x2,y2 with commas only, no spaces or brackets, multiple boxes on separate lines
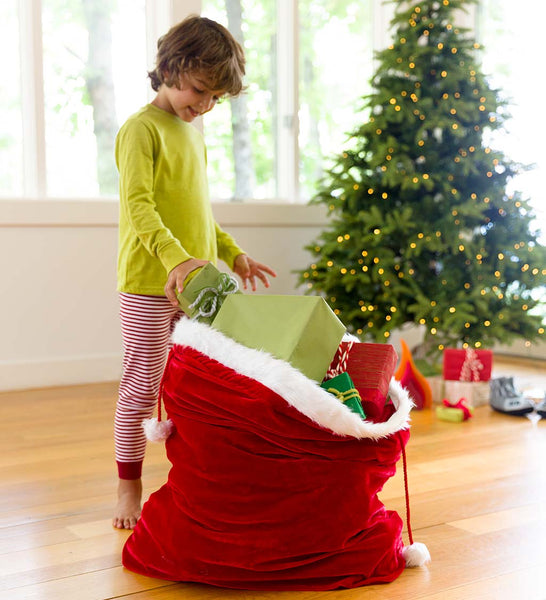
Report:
115,103,244,295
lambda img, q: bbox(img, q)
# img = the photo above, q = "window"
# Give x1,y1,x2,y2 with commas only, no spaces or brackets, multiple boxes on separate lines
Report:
477,0,546,240
42,0,147,197
199,0,278,200
7,0,545,214
4,0,147,199
4,0,390,202
0,1,23,196
298,0,375,200
201,0,378,201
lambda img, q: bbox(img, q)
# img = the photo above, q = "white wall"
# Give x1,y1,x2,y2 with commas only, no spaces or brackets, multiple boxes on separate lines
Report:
0,200,326,391
1,199,544,392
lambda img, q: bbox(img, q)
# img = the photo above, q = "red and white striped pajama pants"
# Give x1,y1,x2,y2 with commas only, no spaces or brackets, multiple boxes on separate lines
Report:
115,292,183,480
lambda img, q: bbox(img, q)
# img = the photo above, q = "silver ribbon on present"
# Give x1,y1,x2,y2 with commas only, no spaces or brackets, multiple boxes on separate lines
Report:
188,273,239,320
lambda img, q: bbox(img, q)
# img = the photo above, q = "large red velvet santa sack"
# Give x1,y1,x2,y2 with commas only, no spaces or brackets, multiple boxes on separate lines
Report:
122,319,424,590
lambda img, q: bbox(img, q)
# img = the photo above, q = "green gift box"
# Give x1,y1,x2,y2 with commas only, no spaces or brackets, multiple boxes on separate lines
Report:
177,263,240,324
435,405,474,423
211,294,345,382
321,372,366,419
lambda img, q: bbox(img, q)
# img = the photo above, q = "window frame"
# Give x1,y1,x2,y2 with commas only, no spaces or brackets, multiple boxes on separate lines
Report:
19,0,47,197
11,0,397,203
14,0,172,199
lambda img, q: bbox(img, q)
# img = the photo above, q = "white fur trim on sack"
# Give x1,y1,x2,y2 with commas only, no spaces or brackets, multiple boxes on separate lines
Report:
171,318,413,440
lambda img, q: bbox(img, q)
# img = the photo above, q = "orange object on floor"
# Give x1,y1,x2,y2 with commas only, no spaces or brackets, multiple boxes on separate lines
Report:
394,339,432,410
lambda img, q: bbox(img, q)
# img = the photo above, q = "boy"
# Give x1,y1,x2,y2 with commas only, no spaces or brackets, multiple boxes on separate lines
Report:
113,15,276,529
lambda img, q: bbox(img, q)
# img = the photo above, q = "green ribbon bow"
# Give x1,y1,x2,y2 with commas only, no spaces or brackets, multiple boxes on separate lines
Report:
325,385,366,419
325,387,362,404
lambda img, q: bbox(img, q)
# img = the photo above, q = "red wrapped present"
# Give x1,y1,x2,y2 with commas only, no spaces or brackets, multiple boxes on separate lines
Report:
326,341,398,421
443,348,493,382
443,348,493,407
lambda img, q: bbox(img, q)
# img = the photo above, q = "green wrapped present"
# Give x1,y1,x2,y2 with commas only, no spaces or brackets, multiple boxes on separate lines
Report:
211,294,345,382
177,263,240,324
321,372,366,419
435,398,474,422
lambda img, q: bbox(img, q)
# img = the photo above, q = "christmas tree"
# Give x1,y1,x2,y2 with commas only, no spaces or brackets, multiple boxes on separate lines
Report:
299,0,546,354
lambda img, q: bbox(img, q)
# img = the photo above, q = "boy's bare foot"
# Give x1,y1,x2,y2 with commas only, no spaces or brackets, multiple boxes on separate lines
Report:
113,478,142,529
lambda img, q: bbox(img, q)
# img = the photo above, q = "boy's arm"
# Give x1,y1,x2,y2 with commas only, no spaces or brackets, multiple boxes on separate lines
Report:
214,222,277,290
116,120,191,274
232,253,277,291
214,222,245,269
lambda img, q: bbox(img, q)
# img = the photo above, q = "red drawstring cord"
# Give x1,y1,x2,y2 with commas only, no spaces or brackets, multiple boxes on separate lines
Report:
398,430,414,546
157,349,175,423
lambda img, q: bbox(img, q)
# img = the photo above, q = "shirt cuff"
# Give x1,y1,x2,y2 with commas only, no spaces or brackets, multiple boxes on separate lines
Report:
117,460,143,480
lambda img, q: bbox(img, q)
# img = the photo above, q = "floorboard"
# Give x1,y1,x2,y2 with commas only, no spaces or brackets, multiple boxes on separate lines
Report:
1,356,544,599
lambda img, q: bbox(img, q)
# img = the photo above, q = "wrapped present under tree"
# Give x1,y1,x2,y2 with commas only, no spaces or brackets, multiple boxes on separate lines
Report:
443,348,493,407
436,398,474,422
443,348,493,382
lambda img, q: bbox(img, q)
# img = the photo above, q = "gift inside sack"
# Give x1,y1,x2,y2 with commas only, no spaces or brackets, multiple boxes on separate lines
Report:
326,340,399,421
178,264,346,383
179,263,400,419
211,293,346,383
177,262,241,324
321,371,366,418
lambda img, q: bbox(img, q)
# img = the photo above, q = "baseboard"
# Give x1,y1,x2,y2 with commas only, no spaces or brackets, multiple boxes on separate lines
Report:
492,338,546,361
0,338,542,393
0,353,122,392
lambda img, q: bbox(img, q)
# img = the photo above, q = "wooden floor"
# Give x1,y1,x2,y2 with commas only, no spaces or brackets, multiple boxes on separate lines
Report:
1,357,545,600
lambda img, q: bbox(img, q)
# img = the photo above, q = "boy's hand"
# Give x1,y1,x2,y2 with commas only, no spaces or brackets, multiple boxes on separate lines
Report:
165,258,209,307
233,254,277,292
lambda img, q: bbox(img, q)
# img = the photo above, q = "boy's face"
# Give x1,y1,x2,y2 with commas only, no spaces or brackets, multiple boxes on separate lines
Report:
156,72,225,122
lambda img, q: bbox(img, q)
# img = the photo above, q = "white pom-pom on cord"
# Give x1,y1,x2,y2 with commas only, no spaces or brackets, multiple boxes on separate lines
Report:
143,417,174,442
403,542,431,567
398,431,431,569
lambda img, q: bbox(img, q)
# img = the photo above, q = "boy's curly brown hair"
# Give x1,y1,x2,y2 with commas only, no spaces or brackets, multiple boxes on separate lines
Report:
148,15,245,97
